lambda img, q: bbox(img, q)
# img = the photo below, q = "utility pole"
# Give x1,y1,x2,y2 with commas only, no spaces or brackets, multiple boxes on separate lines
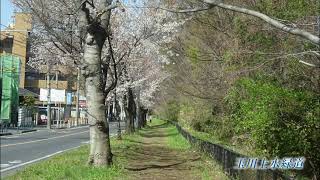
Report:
46,62,51,129
56,70,59,128
75,68,80,126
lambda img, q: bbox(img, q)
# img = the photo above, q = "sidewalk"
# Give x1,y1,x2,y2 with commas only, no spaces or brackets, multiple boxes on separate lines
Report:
119,120,228,180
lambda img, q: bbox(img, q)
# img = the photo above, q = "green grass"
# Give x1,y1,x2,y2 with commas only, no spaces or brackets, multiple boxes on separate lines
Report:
5,134,139,180
148,117,166,127
5,146,122,180
148,118,190,150
156,119,228,180
197,155,229,180
165,124,191,150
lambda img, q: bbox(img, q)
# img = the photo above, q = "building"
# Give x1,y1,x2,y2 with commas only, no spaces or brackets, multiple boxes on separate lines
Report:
0,13,32,88
1,12,85,126
0,55,20,124
0,13,77,94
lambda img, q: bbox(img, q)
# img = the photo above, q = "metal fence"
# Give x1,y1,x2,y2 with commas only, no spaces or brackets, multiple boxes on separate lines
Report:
169,121,294,180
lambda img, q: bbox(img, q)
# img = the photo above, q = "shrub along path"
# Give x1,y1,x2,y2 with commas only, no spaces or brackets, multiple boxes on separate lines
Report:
115,119,228,180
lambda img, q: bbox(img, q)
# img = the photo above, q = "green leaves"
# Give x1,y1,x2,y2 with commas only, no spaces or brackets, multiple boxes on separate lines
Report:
226,78,320,169
256,0,316,21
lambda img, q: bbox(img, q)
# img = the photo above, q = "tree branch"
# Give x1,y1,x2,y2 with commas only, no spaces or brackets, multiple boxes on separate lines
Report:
96,3,119,21
104,35,118,94
203,0,320,44
148,1,320,44
131,6,213,14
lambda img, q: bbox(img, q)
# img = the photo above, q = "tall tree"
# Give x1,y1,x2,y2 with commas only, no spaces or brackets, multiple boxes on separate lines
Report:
14,0,119,166
78,0,118,166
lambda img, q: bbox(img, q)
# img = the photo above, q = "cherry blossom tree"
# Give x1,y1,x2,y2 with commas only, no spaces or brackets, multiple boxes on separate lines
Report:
13,0,120,166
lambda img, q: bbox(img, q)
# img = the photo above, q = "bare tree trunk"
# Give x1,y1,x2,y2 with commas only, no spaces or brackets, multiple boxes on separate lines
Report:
113,90,122,139
119,97,126,126
84,37,112,166
141,108,148,127
136,88,143,129
124,88,135,133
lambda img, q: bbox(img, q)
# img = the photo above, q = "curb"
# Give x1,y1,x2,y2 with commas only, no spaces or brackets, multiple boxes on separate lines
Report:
0,129,38,136
21,129,37,133
0,133,13,136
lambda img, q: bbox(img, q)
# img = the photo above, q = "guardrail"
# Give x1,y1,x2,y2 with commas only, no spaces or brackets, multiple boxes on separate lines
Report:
169,120,294,180
65,117,89,128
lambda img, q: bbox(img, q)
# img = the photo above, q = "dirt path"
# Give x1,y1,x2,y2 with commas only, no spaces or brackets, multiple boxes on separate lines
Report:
119,122,227,180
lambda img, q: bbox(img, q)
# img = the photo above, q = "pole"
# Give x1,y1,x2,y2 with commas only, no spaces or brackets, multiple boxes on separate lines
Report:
75,68,80,126
55,70,58,106
57,104,60,128
56,70,59,128
46,62,51,129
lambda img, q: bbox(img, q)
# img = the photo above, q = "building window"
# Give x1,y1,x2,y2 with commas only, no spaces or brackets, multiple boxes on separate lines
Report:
0,37,14,54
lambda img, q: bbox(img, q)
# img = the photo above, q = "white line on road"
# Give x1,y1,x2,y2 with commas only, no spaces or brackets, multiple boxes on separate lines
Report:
8,160,22,164
0,164,10,168
1,130,89,148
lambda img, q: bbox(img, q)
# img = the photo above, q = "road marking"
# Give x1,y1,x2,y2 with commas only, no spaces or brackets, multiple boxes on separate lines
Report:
0,130,89,148
1,136,20,139
81,141,90,144
8,160,22,164
0,164,10,168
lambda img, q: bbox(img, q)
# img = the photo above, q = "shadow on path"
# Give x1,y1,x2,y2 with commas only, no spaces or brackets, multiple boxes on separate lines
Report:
117,121,205,180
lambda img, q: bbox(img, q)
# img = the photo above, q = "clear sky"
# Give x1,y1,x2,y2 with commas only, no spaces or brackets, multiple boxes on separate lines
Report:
1,0,14,29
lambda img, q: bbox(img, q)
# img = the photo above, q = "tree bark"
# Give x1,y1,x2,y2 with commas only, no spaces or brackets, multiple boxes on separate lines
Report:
136,88,143,129
124,88,135,133
113,91,122,139
141,108,148,127
84,33,112,166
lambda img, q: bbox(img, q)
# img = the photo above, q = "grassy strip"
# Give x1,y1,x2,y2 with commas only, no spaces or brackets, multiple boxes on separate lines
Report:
160,119,229,180
4,133,142,180
148,117,166,127
165,123,191,150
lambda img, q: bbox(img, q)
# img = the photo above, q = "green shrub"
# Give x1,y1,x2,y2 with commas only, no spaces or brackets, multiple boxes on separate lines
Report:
226,78,320,175
162,100,180,121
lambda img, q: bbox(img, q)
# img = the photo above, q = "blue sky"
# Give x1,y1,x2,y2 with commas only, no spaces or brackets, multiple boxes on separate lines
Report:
1,0,14,29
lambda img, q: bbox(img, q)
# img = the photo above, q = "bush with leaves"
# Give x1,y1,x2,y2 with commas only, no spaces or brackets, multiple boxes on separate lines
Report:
226,78,320,176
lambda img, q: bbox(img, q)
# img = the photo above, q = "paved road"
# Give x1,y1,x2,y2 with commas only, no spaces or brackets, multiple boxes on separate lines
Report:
0,122,123,177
